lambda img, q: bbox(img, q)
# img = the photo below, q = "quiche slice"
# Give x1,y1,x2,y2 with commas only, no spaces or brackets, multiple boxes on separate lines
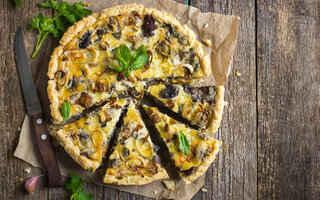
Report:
104,102,168,185
144,106,221,184
48,3,211,121
146,83,225,133
50,99,127,171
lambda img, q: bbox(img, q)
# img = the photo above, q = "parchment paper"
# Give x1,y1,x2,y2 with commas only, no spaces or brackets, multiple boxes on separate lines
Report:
14,0,239,199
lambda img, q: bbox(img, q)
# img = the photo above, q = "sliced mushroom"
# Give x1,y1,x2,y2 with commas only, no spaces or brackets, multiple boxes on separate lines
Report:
120,147,130,160
192,111,209,127
159,85,180,99
78,92,92,107
182,64,194,75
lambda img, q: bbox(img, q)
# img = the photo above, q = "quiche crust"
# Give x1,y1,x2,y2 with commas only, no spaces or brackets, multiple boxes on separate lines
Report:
103,168,168,185
207,86,225,136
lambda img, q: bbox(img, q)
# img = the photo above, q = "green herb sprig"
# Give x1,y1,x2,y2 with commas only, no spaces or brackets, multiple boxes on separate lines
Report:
14,0,21,7
178,131,190,156
107,44,150,78
28,0,92,58
61,101,71,120
66,173,93,200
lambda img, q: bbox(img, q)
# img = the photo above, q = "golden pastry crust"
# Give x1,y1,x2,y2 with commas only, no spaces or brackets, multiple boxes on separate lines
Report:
104,167,168,185
181,139,222,184
47,80,63,121
206,86,225,136
47,3,211,122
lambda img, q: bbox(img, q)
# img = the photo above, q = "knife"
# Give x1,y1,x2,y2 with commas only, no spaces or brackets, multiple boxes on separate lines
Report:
14,27,63,187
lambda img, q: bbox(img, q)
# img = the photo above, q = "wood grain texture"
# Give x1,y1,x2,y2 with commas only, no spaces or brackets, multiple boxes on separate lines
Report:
190,0,257,199
0,0,50,199
257,0,320,199
1,0,320,199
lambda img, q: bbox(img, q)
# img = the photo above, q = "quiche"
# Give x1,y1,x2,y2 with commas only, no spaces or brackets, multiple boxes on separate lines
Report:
47,3,210,122
104,102,168,185
146,83,225,132
47,3,226,186
143,106,221,184
50,99,127,171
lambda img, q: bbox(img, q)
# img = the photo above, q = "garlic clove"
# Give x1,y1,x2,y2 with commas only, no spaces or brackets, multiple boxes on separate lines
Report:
24,176,39,194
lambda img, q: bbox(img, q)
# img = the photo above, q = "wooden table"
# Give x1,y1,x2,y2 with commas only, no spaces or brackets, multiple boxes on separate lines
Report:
1,0,319,199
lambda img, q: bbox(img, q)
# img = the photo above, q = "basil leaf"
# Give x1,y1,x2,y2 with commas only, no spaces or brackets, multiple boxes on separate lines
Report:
61,101,71,120
130,54,149,70
125,68,130,78
132,45,147,60
107,65,124,72
178,132,190,156
115,45,131,67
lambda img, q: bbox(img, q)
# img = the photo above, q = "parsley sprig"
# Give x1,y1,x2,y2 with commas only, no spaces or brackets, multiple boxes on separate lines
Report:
66,173,93,200
108,45,150,78
14,0,21,7
28,0,92,58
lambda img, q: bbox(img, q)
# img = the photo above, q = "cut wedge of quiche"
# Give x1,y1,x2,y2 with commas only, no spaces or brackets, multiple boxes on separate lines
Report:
144,106,221,184
50,99,127,171
147,83,225,133
104,102,168,185
48,3,211,121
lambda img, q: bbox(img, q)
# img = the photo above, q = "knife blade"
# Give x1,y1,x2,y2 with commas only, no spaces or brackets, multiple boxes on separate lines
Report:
14,27,63,187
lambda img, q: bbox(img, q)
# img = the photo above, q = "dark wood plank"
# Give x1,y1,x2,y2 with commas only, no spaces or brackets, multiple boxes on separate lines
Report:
190,0,257,200
0,0,50,199
257,0,320,199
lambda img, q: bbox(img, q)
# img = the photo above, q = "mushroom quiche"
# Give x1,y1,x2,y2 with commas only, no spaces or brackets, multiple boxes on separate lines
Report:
48,3,225,185
50,99,127,171
144,105,221,184
104,102,168,185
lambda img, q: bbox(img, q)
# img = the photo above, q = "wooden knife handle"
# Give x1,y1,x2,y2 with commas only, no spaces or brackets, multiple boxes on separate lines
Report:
31,112,63,187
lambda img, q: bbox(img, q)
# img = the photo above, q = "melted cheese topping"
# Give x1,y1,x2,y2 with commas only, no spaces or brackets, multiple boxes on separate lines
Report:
60,99,126,164
144,106,219,171
148,83,213,128
106,103,162,180
52,12,205,121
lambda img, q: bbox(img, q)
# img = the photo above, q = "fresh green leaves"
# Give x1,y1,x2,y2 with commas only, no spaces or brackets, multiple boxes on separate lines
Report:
14,0,21,7
28,0,92,58
107,44,150,78
61,101,71,120
178,131,190,156
66,173,93,200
